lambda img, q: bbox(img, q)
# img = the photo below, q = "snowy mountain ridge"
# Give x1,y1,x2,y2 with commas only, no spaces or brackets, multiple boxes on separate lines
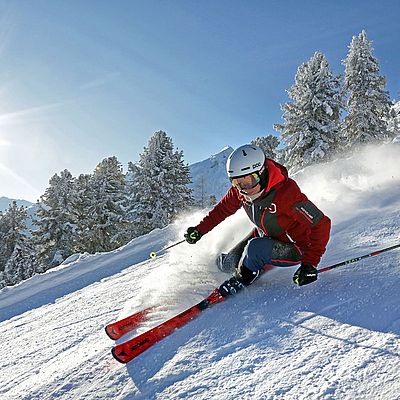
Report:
1,142,400,399
0,197,33,212
188,145,233,204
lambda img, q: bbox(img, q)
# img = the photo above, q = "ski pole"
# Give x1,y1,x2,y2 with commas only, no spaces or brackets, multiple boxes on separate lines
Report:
149,239,186,259
317,243,400,274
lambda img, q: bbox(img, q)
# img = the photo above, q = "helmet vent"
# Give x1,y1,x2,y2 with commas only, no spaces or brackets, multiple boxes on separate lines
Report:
226,144,265,179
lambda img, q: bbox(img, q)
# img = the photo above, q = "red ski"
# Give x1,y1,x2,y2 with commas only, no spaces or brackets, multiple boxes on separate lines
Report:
105,306,155,340
111,288,225,363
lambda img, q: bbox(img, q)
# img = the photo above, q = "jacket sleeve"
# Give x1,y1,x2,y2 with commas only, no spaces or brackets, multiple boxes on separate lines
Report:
283,190,331,266
196,187,242,235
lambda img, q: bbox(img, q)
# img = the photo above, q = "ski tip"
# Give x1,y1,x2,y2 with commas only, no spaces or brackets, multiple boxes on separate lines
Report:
105,325,118,341
111,347,128,364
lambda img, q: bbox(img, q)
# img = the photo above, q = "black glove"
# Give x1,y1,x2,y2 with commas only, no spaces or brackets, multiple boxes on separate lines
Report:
293,263,318,286
184,227,202,244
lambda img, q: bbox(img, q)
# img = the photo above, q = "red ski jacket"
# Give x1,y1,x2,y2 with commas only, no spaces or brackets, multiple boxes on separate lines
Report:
196,159,331,266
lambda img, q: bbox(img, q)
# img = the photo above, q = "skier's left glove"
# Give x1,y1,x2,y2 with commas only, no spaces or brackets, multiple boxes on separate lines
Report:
184,227,202,244
293,263,318,286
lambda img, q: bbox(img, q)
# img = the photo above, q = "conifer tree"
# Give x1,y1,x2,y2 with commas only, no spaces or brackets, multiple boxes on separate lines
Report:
3,241,40,287
0,202,38,288
129,131,193,235
195,176,207,209
342,30,392,147
71,173,95,253
32,169,77,267
0,202,28,267
251,135,280,160
208,194,217,207
81,157,129,252
388,102,400,139
125,161,143,237
0,270,4,289
274,52,342,171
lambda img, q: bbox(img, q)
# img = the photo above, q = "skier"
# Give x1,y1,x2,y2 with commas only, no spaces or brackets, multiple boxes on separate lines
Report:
184,144,331,296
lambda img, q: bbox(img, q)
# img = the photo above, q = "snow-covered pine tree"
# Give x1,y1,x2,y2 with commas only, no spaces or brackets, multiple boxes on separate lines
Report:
195,175,207,209
81,156,129,252
251,135,281,161
129,131,193,236
0,211,9,272
125,161,142,238
32,169,78,267
341,30,392,148
388,101,400,140
3,241,40,288
0,201,28,268
208,194,217,207
71,173,95,253
0,201,38,288
0,270,4,289
274,52,342,171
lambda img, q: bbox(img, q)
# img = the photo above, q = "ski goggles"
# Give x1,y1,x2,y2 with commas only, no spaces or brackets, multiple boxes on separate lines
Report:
230,172,261,190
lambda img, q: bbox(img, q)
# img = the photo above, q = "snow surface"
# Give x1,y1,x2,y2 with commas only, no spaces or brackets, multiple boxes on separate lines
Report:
1,143,400,400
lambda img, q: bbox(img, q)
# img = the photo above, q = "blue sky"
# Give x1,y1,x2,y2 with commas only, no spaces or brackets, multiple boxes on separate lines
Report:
0,0,399,201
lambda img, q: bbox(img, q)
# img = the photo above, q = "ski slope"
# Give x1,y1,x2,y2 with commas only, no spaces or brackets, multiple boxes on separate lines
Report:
1,143,400,400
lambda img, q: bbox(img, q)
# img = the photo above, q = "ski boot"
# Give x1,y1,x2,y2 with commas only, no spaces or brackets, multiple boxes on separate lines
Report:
218,276,245,297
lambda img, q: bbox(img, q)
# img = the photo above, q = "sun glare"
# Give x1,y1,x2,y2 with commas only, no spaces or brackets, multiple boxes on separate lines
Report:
0,138,11,147
0,162,41,201
0,100,61,201
0,114,41,201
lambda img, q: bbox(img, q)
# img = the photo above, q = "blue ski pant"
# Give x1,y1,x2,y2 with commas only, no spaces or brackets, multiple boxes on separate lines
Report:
222,230,302,274
242,236,302,272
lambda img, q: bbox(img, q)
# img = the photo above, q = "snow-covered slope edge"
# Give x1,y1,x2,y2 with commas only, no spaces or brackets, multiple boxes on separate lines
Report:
0,223,181,322
1,143,400,400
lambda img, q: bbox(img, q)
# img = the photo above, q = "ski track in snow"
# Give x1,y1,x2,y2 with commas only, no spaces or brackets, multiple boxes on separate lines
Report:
1,143,400,399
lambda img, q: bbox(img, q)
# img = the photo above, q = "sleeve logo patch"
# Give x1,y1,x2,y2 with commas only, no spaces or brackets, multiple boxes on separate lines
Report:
299,206,314,221
293,201,323,225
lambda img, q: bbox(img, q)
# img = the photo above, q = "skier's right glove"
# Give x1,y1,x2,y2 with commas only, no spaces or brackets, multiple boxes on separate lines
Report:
293,263,318,286
184,227,202,244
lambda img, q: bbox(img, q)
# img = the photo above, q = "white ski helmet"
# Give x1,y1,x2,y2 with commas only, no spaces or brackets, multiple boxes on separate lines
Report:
226,144,266,179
